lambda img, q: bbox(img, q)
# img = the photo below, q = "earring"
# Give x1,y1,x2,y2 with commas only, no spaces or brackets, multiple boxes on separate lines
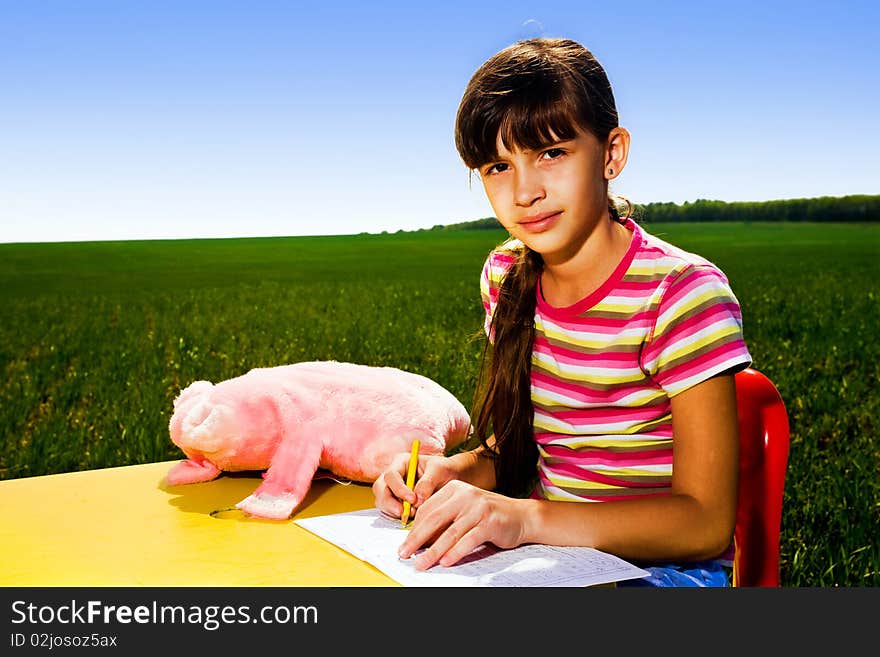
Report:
608,168,614,175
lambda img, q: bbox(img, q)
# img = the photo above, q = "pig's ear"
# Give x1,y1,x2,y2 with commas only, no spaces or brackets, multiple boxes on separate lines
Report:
173,380,213,410
165,458,221,485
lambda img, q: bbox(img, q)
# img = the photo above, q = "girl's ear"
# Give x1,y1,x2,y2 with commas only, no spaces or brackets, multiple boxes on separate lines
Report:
605,127,631,180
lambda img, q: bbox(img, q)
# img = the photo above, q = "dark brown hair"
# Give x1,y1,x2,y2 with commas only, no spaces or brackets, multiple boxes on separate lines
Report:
456,38,627,496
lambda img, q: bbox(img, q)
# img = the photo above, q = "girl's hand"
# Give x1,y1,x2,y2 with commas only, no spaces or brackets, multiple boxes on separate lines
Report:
397,479,529,571
372,453,462,521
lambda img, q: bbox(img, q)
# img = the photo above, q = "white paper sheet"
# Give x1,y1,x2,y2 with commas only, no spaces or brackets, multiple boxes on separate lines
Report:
294,508,649,587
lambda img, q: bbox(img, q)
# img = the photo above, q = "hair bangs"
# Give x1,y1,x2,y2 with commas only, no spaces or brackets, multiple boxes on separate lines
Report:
456,71,600,171
497,94,582,159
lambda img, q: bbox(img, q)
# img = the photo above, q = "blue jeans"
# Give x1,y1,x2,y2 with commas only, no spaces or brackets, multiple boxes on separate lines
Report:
618,560,731,587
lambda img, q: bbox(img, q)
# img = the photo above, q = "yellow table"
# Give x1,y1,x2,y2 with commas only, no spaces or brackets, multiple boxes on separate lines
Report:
0,461,397,586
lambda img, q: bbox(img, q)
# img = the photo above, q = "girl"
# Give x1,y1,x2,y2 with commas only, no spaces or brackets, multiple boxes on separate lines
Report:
373,37,752,587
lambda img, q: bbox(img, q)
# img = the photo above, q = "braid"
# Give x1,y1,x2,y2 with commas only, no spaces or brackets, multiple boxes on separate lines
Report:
474,245,542,497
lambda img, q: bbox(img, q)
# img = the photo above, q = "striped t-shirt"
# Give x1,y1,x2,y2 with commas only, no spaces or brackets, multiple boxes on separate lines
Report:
480,218,752,503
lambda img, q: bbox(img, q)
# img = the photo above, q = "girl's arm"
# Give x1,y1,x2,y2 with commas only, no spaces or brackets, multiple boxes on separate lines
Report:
445,443,498,490
398,373,739,569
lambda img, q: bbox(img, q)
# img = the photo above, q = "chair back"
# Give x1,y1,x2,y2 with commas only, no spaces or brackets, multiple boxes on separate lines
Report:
732,368,791,587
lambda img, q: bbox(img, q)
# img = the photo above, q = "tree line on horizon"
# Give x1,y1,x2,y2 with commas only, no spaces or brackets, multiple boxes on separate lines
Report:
434,194,880,230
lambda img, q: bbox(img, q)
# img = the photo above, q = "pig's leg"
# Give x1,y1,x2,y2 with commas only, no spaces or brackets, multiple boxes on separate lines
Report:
236,399,323,520
165,458,222,485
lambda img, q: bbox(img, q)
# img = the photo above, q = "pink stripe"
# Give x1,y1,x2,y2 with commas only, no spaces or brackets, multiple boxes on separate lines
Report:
610,287,656,303
532,372,594,399
660,269,704,306
674,303,743,336
541,446,673,466
538,476,671,501
533,340,635,366
658,342,747,385
663,302,742,338
541,311,654,332
532,372,633,401
531,372,667,406
491,252,517,264
544,405,661,425
542,461,669,489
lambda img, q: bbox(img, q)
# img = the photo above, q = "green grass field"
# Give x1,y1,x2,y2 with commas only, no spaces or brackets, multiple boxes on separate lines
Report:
1,221,877,586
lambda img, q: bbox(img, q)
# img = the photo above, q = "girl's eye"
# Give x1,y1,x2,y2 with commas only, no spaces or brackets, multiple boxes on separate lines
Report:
543,148,566,160
484,163,508,176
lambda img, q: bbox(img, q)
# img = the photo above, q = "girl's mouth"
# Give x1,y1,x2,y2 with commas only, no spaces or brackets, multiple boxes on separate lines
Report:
519,211,562,233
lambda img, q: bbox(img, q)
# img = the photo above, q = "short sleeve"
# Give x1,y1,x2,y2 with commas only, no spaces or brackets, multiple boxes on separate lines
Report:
479,247,518,343
642,264,752,396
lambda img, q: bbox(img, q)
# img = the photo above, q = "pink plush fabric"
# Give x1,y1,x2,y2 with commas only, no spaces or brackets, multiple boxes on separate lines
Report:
166,361,472,519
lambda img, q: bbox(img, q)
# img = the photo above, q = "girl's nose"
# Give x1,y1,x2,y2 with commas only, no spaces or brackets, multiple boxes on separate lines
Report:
513,168,545,207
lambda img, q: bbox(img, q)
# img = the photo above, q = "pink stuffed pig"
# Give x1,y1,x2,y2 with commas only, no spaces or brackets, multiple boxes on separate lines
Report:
165,360,472,519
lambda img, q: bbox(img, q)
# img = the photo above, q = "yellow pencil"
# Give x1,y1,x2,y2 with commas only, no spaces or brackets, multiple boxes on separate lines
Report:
400,439,420,527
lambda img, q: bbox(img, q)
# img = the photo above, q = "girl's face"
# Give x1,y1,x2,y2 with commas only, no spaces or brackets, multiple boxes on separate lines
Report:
478,126,622,264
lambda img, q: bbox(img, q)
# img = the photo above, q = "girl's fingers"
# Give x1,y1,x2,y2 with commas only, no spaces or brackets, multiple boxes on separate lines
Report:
412,470,441,504
372,455,412,517
386,469,417,505
412,515,485,571
398,484,474,561
424,526,486,570
372,477,404,518
397,491,452,558
374,453,418,512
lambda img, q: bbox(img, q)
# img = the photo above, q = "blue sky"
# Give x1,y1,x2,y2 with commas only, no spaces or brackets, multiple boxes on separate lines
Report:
1,0,877,243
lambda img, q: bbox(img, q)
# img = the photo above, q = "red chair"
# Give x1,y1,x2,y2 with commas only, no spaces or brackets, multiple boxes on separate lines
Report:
731,368,791,587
